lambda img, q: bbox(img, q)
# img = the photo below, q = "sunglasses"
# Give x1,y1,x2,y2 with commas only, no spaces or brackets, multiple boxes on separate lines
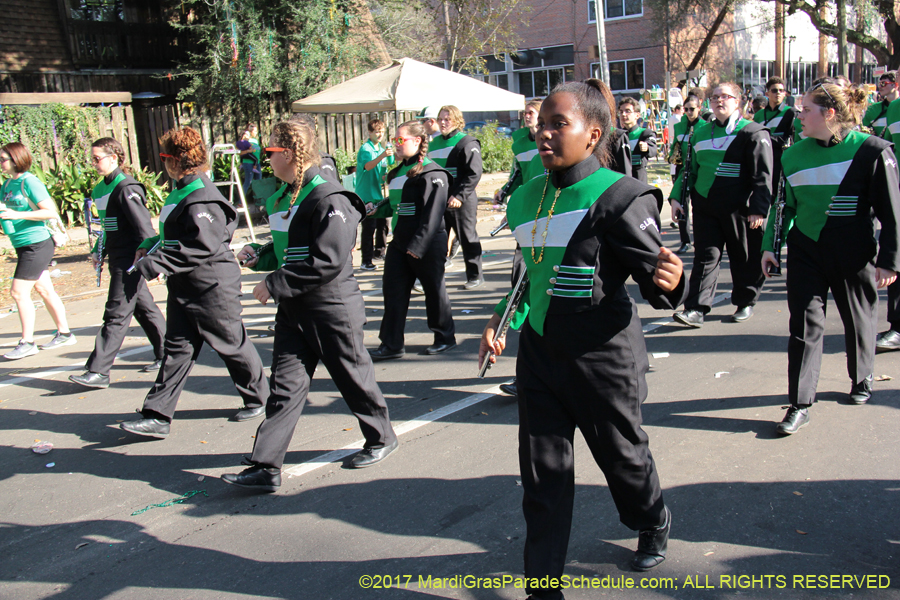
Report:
159,153,175,160
393,136,417,144
91,154,114,164
769,88,786,93
811,83,836,106
684,107,699,112
265,147,286,159
879,80,896,87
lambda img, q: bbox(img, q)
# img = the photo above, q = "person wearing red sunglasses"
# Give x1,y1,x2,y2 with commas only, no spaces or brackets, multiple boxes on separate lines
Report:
118,126,269,440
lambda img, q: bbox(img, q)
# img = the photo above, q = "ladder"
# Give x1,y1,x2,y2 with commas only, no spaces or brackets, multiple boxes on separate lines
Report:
208,143,257,243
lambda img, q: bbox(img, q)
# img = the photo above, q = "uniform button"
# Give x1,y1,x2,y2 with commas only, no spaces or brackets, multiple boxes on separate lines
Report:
549,277,556,284
546,289,554,296
553,265,560,272
825,210,830,215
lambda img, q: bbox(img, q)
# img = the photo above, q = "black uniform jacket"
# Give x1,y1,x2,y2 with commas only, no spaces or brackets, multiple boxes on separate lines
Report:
319,153,340,184
815,135,900,275
391,160,451,257
136,173,240,305
626,124,657,171
444,131,482,202
102,168,157,261
265,167,367,307
608,128,633,178
691,120,773,217
759,104,798,149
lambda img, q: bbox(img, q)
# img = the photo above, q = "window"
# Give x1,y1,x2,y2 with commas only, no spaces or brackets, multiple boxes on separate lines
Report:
70,0,123,21
593,59,643,91
589,0,642,21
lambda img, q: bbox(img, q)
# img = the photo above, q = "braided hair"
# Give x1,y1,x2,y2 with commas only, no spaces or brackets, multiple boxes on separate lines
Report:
270,120,321,218
91,137,129,174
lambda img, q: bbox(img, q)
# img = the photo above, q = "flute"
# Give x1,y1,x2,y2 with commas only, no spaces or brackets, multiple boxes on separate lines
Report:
478,269,528,378
489,218,509,237
127,240,162,274
95,234,105,287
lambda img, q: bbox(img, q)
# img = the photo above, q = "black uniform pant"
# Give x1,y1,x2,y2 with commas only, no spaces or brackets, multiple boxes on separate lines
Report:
142,293,268,421
379,234,455,351
516,313,665,600
685,208,764,313
86,259,166,375
786,230,877,407
444,195,483,281
360,216,388,264
670,173,692,245
251,301,397,469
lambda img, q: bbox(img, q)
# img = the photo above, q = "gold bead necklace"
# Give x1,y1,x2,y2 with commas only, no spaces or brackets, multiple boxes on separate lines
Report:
531,175,562,264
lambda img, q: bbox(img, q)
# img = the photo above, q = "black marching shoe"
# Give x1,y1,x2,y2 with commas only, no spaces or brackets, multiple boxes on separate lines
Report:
875,329,900,353
673,309,704,328
120,417,170,439
425,341,457,355
632,506,671,571
731,305,754,323
369,345,405,362
350,439,399,468
463,277,484,290
675,242,692,255
141,359,163,373
232,405,266,422
499,380,518,396
848,374,874,405
69,371,110,389
222,460,281,492
775,406,809,435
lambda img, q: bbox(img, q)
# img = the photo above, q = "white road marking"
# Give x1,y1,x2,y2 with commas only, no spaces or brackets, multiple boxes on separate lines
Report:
284,383,511,478
0,344,153,389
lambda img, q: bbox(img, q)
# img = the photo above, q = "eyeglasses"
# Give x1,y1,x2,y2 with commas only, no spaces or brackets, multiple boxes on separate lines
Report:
0,156,11,164
710,94,737,102
879,80,895,87
769,87,786,93
91,154,113,164
811,83,836,106
264,147,286,159
159,153,175,160
392,136,416,144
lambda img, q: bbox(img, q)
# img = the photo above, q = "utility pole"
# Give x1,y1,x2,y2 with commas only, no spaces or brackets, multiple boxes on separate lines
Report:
665,0,671,96
775,2,784,78
594,0,609,82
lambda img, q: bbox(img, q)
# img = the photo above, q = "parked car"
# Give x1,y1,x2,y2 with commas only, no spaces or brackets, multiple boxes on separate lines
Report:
464,121,513,137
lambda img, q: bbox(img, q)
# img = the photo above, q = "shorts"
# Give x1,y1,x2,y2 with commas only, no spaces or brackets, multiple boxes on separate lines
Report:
13,237,55,281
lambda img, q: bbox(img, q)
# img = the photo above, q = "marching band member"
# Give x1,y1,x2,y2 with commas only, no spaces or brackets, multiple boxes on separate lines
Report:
762,82,900,434
70,137,166,388
224,120,398,490
617,97,657,183
672,82,773,328
119,127,268,438
668,95,703,255
479,79,685,598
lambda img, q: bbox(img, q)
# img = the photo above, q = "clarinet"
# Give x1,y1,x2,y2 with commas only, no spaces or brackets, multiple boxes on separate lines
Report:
489,218,509,237
676,125,694,219
496,160,521,205
240,241,274,266
95,233,105,287
478,269,528,378
769,135,794,276
365,196,390,218
127,240,162,274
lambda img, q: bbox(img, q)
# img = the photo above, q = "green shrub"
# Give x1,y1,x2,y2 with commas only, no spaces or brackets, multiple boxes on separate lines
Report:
469,122,514,174
130,167,169,215
30,164,93,226
331,147,354,178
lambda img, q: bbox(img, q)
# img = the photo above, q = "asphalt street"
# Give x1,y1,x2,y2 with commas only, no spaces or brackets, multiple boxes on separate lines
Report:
1,207,899,600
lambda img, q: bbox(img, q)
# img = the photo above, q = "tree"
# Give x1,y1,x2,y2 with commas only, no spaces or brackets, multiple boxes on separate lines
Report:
436,0,528,73
171,0,388,110
368,0,443,63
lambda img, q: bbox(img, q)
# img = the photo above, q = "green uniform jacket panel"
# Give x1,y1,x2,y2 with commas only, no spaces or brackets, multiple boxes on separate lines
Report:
499,156,685,335
763,132,900,273
862,100,891,137
625,125,657,171
753,103,798,147
674,116,773,216
91,168,155,259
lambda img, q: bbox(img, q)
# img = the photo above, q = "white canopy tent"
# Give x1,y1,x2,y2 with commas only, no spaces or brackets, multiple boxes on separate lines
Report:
291,57,525,113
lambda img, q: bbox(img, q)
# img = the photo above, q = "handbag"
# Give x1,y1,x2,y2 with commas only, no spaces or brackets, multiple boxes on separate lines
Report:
22,174,69,247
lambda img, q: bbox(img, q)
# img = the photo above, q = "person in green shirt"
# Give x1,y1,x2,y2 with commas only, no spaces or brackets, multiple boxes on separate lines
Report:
355,118,394,270
0,142,75,360
762,82,900,434
861,71,898,137
237,124,261,196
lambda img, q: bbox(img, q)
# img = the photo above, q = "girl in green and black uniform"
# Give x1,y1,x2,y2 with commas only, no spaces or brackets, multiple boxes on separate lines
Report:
494,99,544,207
667,94,703,254
0,142,75,360
762,83,900,435
224,120,398,491
479,80,685,598
672,82,773,328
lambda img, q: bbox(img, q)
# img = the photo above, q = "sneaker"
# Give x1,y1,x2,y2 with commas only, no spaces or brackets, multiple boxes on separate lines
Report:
412,281,425,295
4,340,38,360
360,262,376,271
39,331,76,351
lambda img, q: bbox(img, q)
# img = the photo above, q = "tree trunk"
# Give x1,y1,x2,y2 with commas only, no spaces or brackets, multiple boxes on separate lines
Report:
686,3,730,71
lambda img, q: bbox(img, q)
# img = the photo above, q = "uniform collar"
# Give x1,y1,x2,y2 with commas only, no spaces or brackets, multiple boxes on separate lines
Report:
551,155,600,189
103,167,123,185
625,124,642,133
442,129,460,140
712,110,741,135
175,172,202,189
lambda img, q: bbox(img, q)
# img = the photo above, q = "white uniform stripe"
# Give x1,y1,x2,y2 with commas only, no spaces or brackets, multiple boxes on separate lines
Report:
787,159,853,187
268,206,299,232
512,209,589,249
694,136,737,152
428,147,453,160
516,148,539,163
159,204,176,223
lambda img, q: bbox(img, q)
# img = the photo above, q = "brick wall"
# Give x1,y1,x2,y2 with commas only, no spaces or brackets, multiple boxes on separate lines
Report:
0,0,72,71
